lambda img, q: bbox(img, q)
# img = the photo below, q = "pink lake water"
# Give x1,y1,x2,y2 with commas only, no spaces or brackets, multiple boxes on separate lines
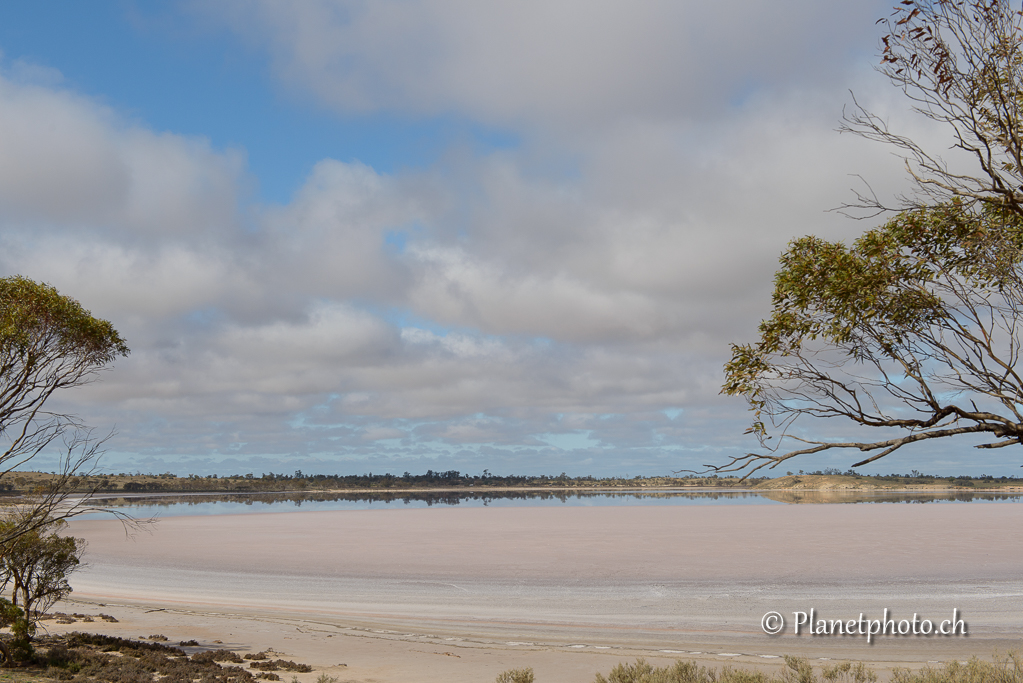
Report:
66,503,1023,660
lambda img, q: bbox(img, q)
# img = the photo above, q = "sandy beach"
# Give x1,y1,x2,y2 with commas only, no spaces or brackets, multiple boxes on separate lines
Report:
52,503,1023,682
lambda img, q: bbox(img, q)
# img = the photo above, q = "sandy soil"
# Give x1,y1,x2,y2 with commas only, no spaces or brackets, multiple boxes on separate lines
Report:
52,503,1023,683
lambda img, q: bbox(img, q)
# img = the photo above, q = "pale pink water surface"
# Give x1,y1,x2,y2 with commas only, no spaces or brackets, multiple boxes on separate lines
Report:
67,503,1023,658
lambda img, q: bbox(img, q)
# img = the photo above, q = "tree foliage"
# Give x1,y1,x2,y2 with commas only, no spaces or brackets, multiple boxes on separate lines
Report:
0,516,84,623
1,275,128,464
721,0,1023,474
0,514,84,664
843,0,1023,216
0,597,29,664
723,202,1023,473
0,275,130,541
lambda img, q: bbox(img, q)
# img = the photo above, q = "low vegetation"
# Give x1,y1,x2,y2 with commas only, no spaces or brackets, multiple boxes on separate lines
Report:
6,469,1021,497
0,633,1014,683
0,470,761,496
493,653,1023,683
589,657,876,683
496,668,534,683
0,632,316,683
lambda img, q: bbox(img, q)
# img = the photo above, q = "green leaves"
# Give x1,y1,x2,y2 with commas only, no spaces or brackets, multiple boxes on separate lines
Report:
0,275,129,368
716,2,1023,474
0,515,84,632
0,275,129,435
722,202,1023,444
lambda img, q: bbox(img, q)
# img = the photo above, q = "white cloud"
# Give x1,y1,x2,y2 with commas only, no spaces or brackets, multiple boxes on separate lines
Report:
199,0,889,132
0,73,242,234
0,78,130,223
3,3,988,476
257,159,421,303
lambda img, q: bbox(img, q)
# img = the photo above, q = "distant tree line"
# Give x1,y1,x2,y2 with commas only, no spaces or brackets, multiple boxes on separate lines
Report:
4,470,769,494
8,469,1020,495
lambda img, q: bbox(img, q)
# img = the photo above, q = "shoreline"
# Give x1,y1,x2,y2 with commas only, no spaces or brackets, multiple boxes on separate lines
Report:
46,596,1016,683
66,484,1023,502
58,504,1023,682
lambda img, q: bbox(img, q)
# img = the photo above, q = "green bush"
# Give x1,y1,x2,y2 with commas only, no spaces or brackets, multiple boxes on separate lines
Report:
496,667,535,683
0,597,33,663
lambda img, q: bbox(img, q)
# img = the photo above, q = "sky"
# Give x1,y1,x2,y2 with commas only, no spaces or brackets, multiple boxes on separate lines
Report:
0,0,1018,478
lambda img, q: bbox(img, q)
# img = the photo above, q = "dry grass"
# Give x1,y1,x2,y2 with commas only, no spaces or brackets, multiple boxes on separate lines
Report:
892,654,1023,683
584,655,1023,683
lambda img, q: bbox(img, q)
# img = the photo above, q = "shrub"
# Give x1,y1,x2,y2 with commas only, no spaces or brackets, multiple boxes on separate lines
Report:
589,657,1023,683
782,655,816,683
248,659,313,672
591,658,865,683
66,632,185,655
595,659,701,683
820,661,877,683
891,654,1023,683
496,668,535,683
193,649,244,664
0,598,34,663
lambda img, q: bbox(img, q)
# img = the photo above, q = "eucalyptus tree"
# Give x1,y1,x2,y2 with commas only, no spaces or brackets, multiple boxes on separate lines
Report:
0,515,85,623
0,275,130,539
720,0,1023,474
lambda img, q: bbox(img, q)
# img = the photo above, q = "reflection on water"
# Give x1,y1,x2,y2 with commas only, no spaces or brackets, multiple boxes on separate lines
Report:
76,487,1023,519
756,489,1022,504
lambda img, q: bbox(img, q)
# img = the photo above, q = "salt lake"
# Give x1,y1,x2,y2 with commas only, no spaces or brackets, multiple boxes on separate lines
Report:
79,488,1023,519
64,497,1023,672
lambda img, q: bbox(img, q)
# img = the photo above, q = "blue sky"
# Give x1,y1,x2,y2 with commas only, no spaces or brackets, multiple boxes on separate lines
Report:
0,1,518,203
1,0,1019,477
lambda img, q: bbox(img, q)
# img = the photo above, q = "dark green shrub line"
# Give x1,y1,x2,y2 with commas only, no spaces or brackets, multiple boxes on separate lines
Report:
1,632,317,683
1,470,769,496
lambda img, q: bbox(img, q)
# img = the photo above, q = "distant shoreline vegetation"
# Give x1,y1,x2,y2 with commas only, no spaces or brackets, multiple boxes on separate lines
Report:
1,469,1023,496
4,470,761,495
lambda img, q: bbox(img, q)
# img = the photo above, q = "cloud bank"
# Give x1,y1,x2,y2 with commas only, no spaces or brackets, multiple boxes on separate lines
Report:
4,1,998,476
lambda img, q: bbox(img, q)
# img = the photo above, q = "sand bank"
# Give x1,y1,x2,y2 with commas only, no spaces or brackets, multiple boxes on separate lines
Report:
56,503,1023,682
